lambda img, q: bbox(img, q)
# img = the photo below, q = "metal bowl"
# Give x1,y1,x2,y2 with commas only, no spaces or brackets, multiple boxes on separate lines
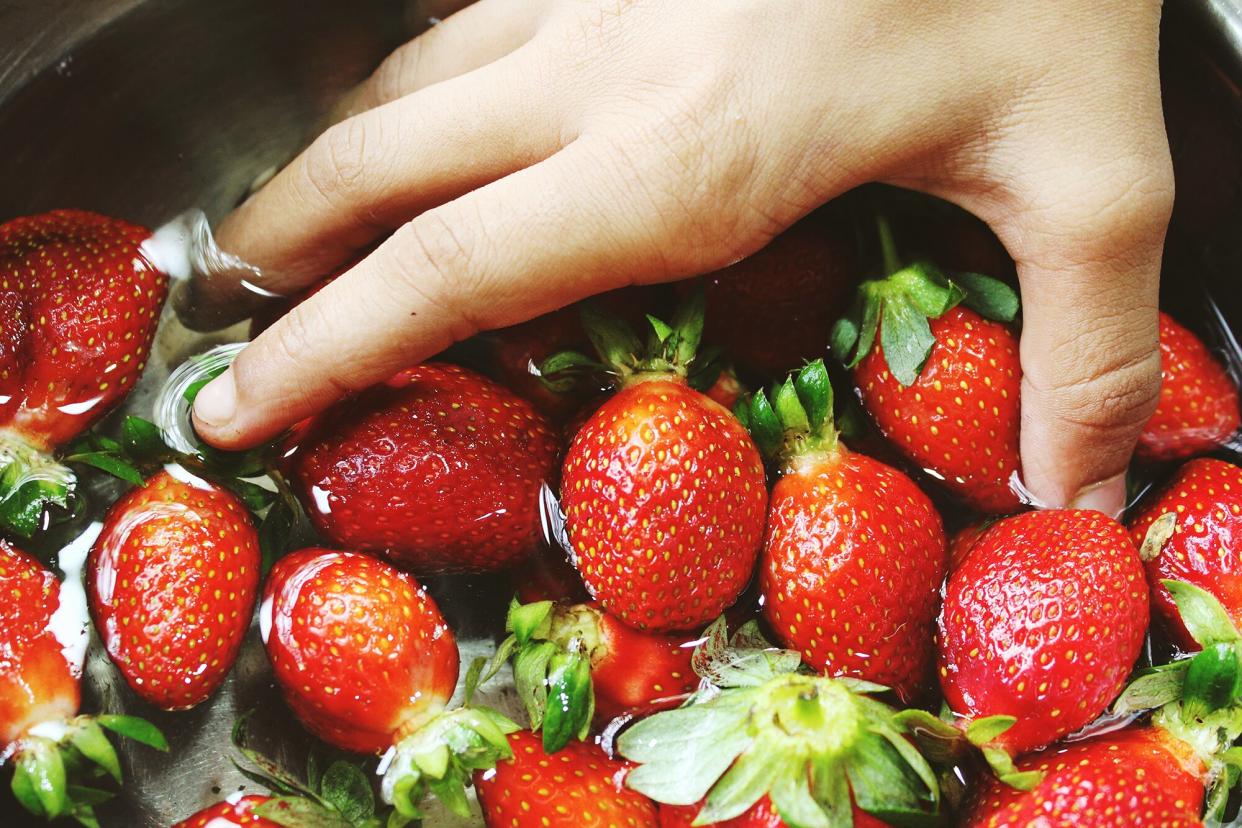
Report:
1,1,1241,825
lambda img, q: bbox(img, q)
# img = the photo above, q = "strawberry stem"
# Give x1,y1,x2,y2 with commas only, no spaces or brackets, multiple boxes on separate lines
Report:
876,213,902,276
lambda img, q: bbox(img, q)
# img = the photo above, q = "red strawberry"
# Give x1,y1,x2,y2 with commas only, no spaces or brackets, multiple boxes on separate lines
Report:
948,520,995,572
502,600,697,753
557,294,768,632
261,548,459,753
743,361,947,703
0,539,166,822
512,544,590,605
659,795,891,827
833,219,1023,514
961,727,1206,827
686,207,855,380
1136,312,1240,463
1128,457,1242,651
88,468,261,710
938,509,1149,756
0,210,168,535
474,730,658,828
173,795,279,828
287,363,560,574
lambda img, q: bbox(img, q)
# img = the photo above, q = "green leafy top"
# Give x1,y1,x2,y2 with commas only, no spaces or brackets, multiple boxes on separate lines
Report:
539,289,722,391
612,617,939,828
830,216,1019,387
736,360,837,468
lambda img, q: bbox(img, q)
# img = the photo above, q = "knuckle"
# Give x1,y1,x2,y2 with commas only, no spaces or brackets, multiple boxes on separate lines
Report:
302,118,375,207
1031,337,1161,436
386,212,482,339
372,39,423,105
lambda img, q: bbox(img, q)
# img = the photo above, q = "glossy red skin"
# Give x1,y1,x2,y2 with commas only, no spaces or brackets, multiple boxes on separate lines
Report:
0,210,167,449
760,448,947,703
1137,312,1240,463
659,796,890,828
1128,457,1242,651
288,363,560,575
962,728,1206,827
0,542,78,756
557,604,697,721
475,730,658,828
172,795,278,827
689,210,855,380
88,470,260,710
262,548,458,754
938,510,1149,755
562,377,768,632
856,306,1022,514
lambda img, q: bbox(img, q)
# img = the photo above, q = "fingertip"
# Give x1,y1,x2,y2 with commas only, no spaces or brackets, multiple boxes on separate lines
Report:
192,371,244,449
1066,471,1128,521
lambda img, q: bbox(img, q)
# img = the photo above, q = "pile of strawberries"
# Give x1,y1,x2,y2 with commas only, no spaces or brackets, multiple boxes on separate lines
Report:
2,193,1242,828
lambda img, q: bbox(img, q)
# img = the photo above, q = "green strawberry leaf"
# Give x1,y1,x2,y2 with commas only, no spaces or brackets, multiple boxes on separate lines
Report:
879,295,936,387
830,309,861,365
581,303,643,372
61,451,145,486
745,391,784,459
1163,579,1242,647
699,744,785,823
964,715,1016,747
513,640,558,731
220,477,278,512
254,797,355,828
258,497,299,575
537,350,605,393
1182,642,1242,720
1112,661,1189,715
319,761,376,823
794,360,834,437
889,264,964,320
670,287,707,368
954,272,1019,322
507,599,555,646
12,739,67,819
96,715,168,751
121,416,172,464
772,378,809,434
69,722,122,784
540,649,594,753
981,745,1041,792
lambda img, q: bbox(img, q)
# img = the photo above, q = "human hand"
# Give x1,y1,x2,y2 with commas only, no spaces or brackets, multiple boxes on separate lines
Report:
190,0,1173,517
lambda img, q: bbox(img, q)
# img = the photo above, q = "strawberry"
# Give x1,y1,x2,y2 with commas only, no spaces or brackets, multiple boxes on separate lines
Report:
948,520,995,572
87,468,261,710
617,619,940,825
961,727,1206,827
938,509,1149,757
0,210,168,536
553,294,768,632
173,795,279,827
1128,457,1242,651
685,207,855,380
739,361,947,703
832,217,1022,514
1136,312,1240,463
496,599,697,753
287,363,560,574
512,544,590,605
0,539,166,822
261,548,518,818
474,729,658,828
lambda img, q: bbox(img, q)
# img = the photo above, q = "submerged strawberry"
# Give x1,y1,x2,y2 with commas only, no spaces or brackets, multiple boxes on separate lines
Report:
1128,457,1242,651
555,294,768,632
0,540,166,822
938,509,1148,756
741,360,947,702
0,210,168,536
88,469,261,710
660,796,890,828
475,730,658,828
833,218,1022,513
287,363,560,574
1137,312,1240,463
173,795,278,828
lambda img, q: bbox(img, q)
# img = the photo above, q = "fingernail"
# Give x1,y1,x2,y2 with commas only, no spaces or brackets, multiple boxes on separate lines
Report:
193,373,237,428
1068,472,1127,520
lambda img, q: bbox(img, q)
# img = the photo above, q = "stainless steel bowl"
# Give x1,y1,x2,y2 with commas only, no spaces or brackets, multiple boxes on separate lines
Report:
1,1,1241,825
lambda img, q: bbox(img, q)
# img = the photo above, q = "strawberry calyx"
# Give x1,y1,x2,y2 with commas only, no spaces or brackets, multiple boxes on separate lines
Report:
8,714,167,824
0,428,75,538
830,216,1019,387
737,360,838,470
616,618,940,826
893,708,1043,792
538,289,722,392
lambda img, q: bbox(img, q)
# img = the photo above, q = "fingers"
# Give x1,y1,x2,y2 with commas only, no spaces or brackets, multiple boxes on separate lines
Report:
192,139,674,449
332,0,552,122
178,52,561,330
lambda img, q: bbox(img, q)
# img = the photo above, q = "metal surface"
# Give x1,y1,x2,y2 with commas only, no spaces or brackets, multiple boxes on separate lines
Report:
0,0,1240,825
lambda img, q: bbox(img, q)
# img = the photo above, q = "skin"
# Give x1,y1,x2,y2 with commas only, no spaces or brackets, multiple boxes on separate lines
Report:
189,0,1173,517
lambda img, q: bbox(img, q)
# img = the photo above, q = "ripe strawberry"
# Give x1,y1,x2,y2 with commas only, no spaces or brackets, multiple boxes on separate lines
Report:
474,730,658,828
741,361,947,703
512,544,590,605
0,539,166,822
833,218,1022,514
961,727,1206,827
1128,457,1242,651
556,294,768,632
659,796,891,827
938,509,1149,756
1136,312,1240,463
0,210,168,536
87,468,261,710
948,520,995,572
500,599,697,753
173,795,279,828
287,363,560,574
685,207,855,380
